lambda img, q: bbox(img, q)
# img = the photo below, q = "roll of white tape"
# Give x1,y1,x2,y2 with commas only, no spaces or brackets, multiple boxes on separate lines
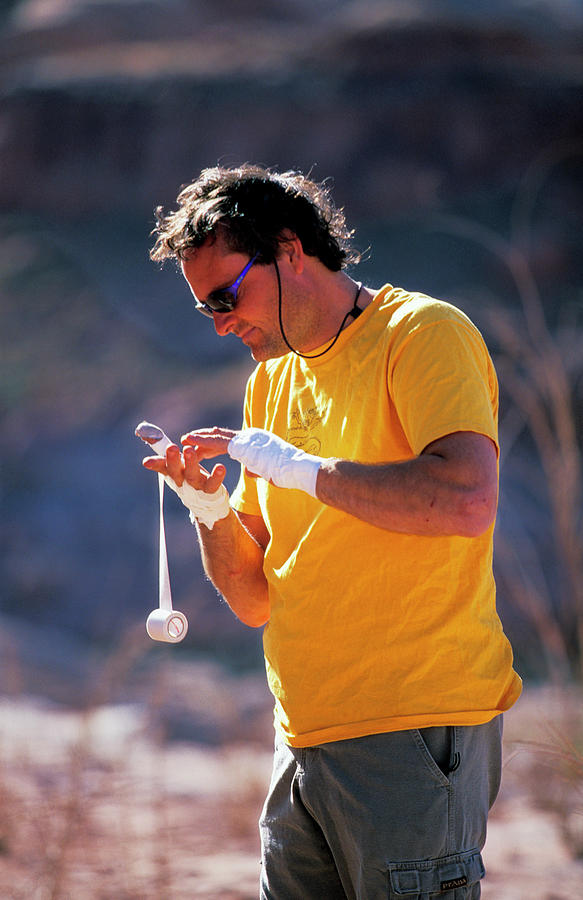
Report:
135,422,190,645
146,608,189,643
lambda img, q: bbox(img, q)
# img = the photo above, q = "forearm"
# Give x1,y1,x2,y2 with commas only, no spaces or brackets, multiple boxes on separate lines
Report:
316,453,495,537
194,508,270,627
184,426,498,540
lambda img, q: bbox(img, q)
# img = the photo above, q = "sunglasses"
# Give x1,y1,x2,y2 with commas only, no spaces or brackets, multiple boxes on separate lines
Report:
194,253,259,318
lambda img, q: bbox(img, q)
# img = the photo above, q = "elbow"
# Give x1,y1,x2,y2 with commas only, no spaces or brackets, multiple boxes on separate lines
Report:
247,615,270,629
456,491,497,537
239,607,270,628
236,588,270,628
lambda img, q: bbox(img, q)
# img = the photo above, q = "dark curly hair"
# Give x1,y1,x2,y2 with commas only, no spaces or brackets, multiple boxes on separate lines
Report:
150,164,361,271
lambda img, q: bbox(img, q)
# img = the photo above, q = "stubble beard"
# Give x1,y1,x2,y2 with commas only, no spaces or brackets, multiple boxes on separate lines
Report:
248,330,289,362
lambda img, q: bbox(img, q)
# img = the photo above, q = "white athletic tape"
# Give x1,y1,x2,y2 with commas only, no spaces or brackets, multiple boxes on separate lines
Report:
136,420,230,645
228,428,322,497
149,470,188,644
146,607,188,643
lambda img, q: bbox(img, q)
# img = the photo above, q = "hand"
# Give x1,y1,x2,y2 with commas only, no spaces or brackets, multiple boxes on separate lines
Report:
181,427,322,497
182,427,261,481
142,441,227,494
181,426,237,463
136,421,231,529
180,426,263,479
224,427,322,496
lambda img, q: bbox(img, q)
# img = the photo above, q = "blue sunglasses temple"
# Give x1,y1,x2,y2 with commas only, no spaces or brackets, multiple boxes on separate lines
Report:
226,253,259,298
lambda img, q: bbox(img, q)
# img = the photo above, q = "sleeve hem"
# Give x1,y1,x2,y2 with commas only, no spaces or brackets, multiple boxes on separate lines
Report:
414,423,499,457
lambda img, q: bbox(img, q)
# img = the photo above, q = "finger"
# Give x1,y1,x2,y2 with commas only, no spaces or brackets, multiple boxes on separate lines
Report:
182,446,210,489
181,435,231,453
142,455,168,473
205,464,227,493
183,437,232,460
182,426,236,440
182,428,236,449
165,443,185,487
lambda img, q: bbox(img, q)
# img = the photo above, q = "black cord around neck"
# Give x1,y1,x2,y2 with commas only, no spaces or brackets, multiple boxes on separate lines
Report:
275,260,363,360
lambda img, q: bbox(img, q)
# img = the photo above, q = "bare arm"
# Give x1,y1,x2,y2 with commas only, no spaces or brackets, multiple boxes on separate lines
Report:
316,431,498,537
143,443,270,627
184,428,498,538
193,507,270,627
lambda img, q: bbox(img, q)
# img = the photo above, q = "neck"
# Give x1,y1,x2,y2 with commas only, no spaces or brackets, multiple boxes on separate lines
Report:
276,264,373,359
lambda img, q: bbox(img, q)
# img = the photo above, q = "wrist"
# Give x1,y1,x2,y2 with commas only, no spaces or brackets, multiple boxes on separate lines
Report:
228,428,322,497
172,479,231,530
281,450,321,496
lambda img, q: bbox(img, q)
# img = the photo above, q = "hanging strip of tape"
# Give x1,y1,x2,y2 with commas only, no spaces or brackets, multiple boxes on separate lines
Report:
135,420,231,643
145,474,189,643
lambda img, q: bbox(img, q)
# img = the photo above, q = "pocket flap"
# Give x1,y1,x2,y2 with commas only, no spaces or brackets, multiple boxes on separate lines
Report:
389,848,485,895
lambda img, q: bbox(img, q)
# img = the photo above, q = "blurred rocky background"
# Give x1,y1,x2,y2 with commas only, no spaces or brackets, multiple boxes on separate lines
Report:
1,0,582,696
1,2,583,897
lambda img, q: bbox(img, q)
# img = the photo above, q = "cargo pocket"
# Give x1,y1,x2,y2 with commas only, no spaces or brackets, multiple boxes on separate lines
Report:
387,848,484,897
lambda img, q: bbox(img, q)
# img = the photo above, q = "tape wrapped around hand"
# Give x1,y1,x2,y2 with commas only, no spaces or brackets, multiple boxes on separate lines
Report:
228,427,322,497
137,421,231,530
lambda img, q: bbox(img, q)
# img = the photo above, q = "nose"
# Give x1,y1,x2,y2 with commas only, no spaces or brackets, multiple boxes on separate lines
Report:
212,310,237,337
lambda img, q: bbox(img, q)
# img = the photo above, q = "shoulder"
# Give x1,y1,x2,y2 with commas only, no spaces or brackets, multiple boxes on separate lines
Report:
378,286,479,335
375,287,488,362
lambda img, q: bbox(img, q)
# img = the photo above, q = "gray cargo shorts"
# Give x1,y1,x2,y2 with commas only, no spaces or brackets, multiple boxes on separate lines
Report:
259,717,503,899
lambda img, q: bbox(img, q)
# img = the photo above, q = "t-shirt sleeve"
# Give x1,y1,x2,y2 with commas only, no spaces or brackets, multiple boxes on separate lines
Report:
388,313,499,456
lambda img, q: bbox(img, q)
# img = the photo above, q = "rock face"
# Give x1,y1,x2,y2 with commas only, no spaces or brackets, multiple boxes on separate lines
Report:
0,0,582,688
1,0,582,219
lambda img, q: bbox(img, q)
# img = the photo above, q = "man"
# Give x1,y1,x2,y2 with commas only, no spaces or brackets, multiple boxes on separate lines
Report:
143,164,521,899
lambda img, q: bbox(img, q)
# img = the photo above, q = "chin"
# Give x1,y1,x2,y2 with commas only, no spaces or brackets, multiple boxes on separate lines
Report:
251,348,273,362
249,339,288,362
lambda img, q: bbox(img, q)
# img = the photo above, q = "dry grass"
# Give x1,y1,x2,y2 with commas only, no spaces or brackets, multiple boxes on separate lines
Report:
0,637,273,900
0,661,582,899
481,685,583,899
423,147,583,894
428,140,583,682
1,536,583,899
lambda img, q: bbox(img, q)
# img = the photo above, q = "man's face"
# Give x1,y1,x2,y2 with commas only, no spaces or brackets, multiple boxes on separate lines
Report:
181,235,290,362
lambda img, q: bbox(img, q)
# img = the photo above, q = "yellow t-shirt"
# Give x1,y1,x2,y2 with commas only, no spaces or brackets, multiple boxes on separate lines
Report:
231,285,522,747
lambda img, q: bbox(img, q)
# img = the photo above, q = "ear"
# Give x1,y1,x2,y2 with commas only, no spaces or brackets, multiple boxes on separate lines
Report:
277,230,305,274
